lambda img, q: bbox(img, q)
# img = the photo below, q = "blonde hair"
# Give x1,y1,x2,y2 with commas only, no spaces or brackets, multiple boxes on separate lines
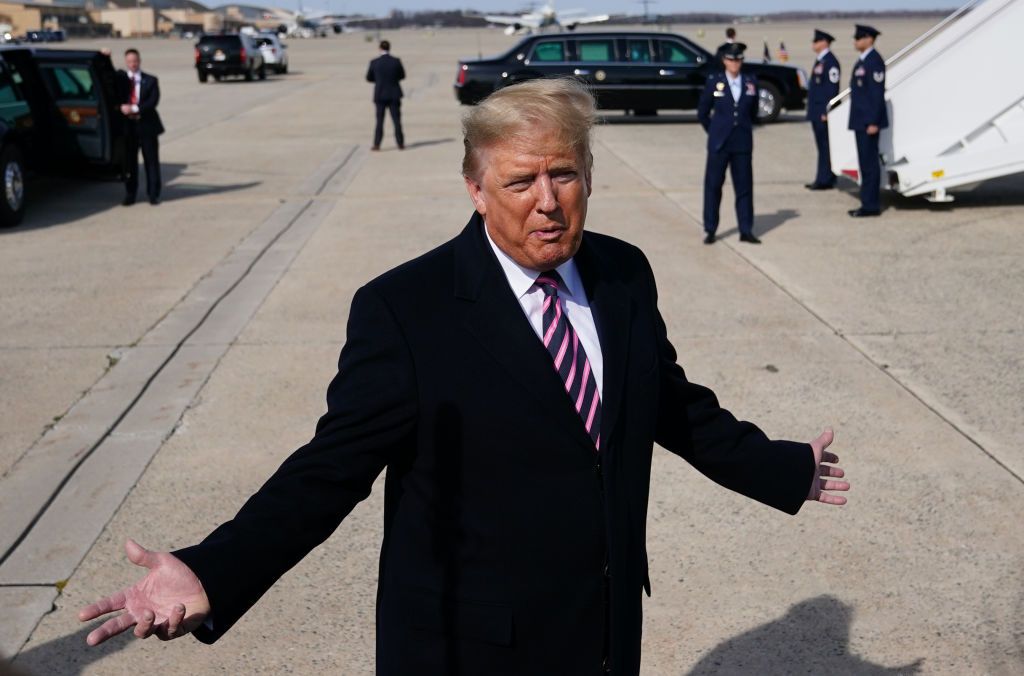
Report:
461,78,597,179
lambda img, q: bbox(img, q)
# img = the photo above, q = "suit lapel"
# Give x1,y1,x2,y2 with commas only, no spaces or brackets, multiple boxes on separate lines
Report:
455,214,598,453
575,234,631,450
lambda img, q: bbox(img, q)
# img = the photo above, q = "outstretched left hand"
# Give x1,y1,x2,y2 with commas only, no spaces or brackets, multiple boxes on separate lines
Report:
806,429,849,506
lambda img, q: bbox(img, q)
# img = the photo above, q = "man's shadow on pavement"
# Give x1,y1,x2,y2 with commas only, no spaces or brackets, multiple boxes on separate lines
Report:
3,163,261,235
687,595,924,675
717,208,799,241
8,622,129,676
377,137,455,151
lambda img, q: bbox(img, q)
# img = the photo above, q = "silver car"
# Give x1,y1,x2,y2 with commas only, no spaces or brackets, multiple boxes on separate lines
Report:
255,33,288,74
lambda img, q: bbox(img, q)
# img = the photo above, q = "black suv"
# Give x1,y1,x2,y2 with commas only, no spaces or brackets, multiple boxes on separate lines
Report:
0,47,125,227
195,33,266,83
455,31,807,121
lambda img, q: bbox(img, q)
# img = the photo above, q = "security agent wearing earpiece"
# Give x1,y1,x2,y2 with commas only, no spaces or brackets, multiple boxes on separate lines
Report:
697,42,761,245
805,29,841,190
848,24,888,217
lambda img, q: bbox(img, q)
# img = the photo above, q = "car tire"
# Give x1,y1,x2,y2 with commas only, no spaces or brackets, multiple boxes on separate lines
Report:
757,81,782,123
258,64,266,80
280,64,288,74
0,144,26,228
198,71,208,83
244,65,254,81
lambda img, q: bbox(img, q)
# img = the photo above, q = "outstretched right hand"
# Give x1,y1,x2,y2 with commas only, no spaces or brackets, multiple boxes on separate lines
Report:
79,538,211,646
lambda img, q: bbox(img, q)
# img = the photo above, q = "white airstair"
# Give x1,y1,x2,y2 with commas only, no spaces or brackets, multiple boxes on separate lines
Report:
827,0,1024,202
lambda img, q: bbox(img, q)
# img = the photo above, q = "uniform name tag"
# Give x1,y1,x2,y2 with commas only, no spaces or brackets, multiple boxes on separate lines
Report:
713,91,726,97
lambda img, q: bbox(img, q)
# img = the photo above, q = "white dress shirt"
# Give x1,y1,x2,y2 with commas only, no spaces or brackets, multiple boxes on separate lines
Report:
484,224,604,398
816,47,831,62
726,73,742,102
859,46,875,62
127,70,141,113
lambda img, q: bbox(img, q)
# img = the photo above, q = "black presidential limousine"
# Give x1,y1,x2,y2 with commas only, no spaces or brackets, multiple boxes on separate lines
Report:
455,31,807,122
0,47,126,226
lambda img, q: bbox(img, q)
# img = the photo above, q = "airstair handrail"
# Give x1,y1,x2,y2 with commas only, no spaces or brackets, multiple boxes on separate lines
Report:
884,0,983,67
827,0,983,110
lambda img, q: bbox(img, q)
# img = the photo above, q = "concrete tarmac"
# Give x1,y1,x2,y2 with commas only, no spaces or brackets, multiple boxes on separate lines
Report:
1,19,1023,675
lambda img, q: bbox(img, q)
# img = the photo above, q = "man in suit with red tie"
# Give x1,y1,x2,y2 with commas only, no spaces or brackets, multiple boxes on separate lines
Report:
79,79,849,675
366,40,405,151
118,48,164,206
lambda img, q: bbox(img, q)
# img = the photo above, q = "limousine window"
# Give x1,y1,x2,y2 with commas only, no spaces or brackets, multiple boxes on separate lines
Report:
657,40,697,64
576,39,615,62
530,41,565,63
627,39,652,63
0,70,30,129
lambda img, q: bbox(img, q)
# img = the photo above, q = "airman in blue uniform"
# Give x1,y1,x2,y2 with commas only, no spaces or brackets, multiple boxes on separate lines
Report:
697,42,761,245
805,29,840,190
848,24,888,217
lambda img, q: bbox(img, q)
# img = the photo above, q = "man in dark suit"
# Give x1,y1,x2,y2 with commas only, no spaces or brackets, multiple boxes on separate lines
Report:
713,26,737,68
366,40,405,151
848,25,888,217
697,42,761,245
117,48,164,206
79,79,848,675
805,29,841,190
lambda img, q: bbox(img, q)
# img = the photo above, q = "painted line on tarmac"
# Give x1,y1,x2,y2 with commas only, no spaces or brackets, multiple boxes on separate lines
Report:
595,136,1024,488
0,145,365,594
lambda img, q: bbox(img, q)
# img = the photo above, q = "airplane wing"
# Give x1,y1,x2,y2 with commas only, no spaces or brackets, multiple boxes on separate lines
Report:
561,13,610,25
332,16,381,25
484,14,544,28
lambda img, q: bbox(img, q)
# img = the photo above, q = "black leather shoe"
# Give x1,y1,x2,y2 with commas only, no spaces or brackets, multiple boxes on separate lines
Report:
739,233,762,244
848,208,881,217
703,232,716,245
122,196,135,206
371,145,380,151
149,198,161,206
805,183,835,191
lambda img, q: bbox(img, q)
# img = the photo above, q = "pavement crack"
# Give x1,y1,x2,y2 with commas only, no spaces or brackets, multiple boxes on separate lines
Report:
596,132,1024,489
0,200,315,568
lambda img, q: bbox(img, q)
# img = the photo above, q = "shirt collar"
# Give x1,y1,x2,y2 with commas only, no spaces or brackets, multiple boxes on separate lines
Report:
726,72,742,85
483,221,582,300
817,48,831,61
859,46,874,61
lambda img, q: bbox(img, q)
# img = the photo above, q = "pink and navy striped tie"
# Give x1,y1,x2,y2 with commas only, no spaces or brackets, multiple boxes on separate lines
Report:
536,272,601,450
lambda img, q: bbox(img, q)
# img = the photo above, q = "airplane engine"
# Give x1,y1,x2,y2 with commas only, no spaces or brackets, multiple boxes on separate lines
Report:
504,23,521,36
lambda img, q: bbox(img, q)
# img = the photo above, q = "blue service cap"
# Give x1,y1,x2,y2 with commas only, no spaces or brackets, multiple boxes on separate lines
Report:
854,24,880,39
720,42,747,60
813,29,835,43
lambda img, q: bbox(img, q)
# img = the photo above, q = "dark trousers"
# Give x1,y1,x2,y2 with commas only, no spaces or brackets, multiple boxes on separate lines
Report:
811,119,835,186
374,100,404,148
125,127,161,201
854,130,881,212
703,149,753,236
